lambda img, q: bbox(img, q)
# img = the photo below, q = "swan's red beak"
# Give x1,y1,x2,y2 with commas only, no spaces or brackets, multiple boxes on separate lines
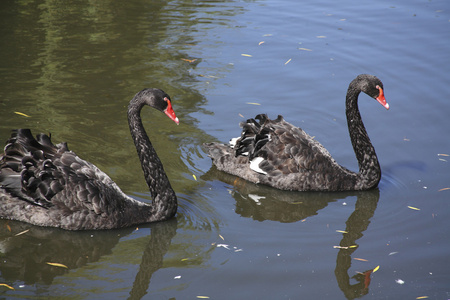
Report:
164,98,180,125
376,86,389,110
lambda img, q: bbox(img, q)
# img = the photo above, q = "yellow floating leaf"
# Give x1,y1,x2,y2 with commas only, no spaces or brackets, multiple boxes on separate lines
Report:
348,245,358,248
197,296,210,299
437,153,449,156
219,234,224,240
373,265,380,272
284,58,292,65
14,229,30,236
241,54,252,57
46,262,68,269
258,41,265,45
416,296,429,299
408,206,421,211
192,174,197,181
14,111,30,118
438,187,450,192
181,58,197,63
6,224,11,232
298,48,312,51
336,230,348,233
181,258,189,261
0,283,14,290
353,258,369,262
246,102,261,105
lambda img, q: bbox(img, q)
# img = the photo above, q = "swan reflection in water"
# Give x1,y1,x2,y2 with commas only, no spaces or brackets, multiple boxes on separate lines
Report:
208,169,380,299
0,218,178,299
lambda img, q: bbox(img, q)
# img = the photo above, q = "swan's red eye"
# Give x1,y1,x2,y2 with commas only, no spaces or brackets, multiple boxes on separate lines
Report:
375,85,389,110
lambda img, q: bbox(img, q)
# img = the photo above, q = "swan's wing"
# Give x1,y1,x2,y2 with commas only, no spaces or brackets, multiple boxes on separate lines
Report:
0,129,121,214
204,114,340,180
240,114,340,176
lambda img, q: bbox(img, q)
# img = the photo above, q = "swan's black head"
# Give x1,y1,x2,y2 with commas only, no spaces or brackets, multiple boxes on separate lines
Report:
136,88,179,124
354,74,389,110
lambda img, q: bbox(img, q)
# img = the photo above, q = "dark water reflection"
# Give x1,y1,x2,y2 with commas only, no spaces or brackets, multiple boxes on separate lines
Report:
0,218,179,298
206,168,380,299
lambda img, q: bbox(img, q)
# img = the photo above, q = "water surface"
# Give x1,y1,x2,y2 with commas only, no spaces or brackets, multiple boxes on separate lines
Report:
0,0,449,299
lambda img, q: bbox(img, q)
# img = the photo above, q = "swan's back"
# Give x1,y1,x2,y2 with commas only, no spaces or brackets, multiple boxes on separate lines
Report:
204,114,358,191
0,129,142,229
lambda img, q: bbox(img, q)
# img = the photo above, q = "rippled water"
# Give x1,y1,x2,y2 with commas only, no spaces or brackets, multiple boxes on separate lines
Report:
0,0,449,299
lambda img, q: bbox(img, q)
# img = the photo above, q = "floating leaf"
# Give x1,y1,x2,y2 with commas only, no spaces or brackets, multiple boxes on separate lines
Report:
181,58,197,63
246,102,261,105
181,258,189,261
333,245,357,249
336,230,348,233
298,48,312,51
316,36,327,38
238,113,244,118
416,297,429,299
438,153,449,156
197,297,210,299
0,283,14,290
241,54,252,57
258,41,265,45
174,275,181,279
219,234,224,240
217,244,230,249
408,206,421,211
14,229,30,236
354,258,369,262
14,111,30,118
46,262,68,269
284,58,292,65
373,265,380,272
192,174,197,181
438,187,450,192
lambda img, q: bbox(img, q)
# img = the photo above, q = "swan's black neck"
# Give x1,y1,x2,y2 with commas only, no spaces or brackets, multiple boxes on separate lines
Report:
346,83,381,189
127,97,177,221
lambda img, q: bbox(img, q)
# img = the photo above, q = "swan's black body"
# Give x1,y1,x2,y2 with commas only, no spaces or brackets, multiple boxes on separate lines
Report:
0,88,179,230
204,74,389,191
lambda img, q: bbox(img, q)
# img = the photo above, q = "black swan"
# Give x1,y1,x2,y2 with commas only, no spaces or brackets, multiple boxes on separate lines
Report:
0,88,179,230
204,74,389,191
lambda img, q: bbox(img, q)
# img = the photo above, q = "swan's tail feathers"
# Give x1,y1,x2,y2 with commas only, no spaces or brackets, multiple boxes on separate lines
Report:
0,129,64,208
203,142,234,161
